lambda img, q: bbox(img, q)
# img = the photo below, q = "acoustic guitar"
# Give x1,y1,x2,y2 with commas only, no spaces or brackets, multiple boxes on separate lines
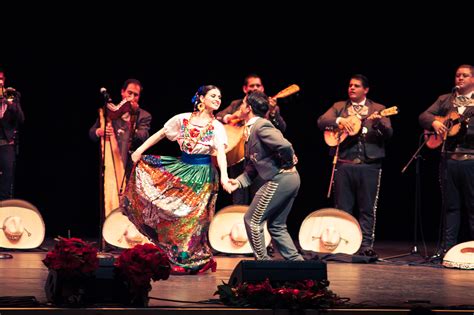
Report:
228,84,300,126
273,84,300,100
324,106,399,147
424,111,472,149
223,84,300,165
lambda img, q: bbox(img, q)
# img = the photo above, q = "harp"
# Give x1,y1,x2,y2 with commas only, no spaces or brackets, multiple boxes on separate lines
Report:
99,108,127,218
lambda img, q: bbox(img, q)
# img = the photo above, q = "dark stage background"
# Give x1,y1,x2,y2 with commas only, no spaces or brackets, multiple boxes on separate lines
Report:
2,13,471,248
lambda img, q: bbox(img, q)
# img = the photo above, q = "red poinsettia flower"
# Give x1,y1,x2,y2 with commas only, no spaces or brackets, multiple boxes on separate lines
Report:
216,278,343,309
115,243,171,295
42,237,99,276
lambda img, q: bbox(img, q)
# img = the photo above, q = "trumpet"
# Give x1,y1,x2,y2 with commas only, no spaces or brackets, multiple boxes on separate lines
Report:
1,87,20,103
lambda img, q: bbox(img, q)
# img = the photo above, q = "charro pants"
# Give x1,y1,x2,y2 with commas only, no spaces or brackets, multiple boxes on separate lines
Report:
334,162,382,249
0,144,16,201
243,170,303,261
443,159,474,249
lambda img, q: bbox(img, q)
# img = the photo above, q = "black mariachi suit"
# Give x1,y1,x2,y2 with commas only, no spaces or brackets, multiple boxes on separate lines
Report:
89,108,152,176
318,99,393,250
419,93,474,250
0,96,24,200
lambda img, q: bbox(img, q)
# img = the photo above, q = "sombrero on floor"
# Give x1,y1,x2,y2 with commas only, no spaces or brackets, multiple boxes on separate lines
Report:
0,199,45,249
442,241,474,270
102,208,151,248
298,208,362,255
208,205,271,254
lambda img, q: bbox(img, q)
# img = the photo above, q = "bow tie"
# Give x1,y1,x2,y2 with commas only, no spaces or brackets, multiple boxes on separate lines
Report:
454,95,472,107
352,104,364,112
352,104,364,113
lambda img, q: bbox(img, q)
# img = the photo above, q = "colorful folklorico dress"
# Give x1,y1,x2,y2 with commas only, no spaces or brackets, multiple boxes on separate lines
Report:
123,112,227,272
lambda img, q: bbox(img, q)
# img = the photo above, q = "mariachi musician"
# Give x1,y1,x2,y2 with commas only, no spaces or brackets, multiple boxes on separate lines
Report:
89,78,152,217
419,64,474,256
216,74,287,206
317,74,393,258
0,67,24,201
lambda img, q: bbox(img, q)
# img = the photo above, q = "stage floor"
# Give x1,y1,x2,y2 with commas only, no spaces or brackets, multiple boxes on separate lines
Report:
1,241,473,314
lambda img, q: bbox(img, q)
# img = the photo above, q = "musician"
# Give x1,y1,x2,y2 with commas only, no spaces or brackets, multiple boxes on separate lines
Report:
317,74,393,258
216,74,287,205
419,64,474,256
0,66,24,200
89,78,152,174
227,91,303,261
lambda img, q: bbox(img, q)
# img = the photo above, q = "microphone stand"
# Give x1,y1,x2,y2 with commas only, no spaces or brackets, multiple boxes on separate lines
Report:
98,95,110,253
383,132,429,260
0,94,13,259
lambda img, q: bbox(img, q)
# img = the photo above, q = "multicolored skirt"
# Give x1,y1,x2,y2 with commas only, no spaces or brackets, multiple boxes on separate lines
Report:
122,152,218,272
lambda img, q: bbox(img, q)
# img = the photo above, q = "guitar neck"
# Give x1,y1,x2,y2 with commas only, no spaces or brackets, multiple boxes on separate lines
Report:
379,106,399,118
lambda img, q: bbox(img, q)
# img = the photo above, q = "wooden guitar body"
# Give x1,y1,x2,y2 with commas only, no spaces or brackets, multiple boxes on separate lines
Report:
424,111,463,149
324,106,399,146
217,84,301,164
323,116,360,146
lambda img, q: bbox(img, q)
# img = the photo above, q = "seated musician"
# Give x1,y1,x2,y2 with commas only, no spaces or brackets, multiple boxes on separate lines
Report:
317,74,393,258
419,64,474,259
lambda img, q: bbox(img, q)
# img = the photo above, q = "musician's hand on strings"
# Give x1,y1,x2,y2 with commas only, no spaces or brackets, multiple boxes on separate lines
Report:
130,100,139,111
96,125,114,137
432,120,448,135
338,117,355,134
268,100,279,118
367,111,382,121
226,178,241,193
269,97,277,108
131,151,142,163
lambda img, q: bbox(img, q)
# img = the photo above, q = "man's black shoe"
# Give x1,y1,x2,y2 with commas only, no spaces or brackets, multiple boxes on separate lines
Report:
358,247,378,258
428,248,447,263
267,244,275,257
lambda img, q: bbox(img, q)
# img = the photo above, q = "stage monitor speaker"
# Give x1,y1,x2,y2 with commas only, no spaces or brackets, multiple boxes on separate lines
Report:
229,260,327,286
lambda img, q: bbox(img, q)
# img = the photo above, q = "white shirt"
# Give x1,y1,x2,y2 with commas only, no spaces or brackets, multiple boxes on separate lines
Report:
163,112,228,154
336,98,367,124
244,116,261,141
455,92,473,115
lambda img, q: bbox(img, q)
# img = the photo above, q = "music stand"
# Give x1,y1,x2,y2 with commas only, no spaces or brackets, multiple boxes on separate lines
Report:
383,132,429,260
